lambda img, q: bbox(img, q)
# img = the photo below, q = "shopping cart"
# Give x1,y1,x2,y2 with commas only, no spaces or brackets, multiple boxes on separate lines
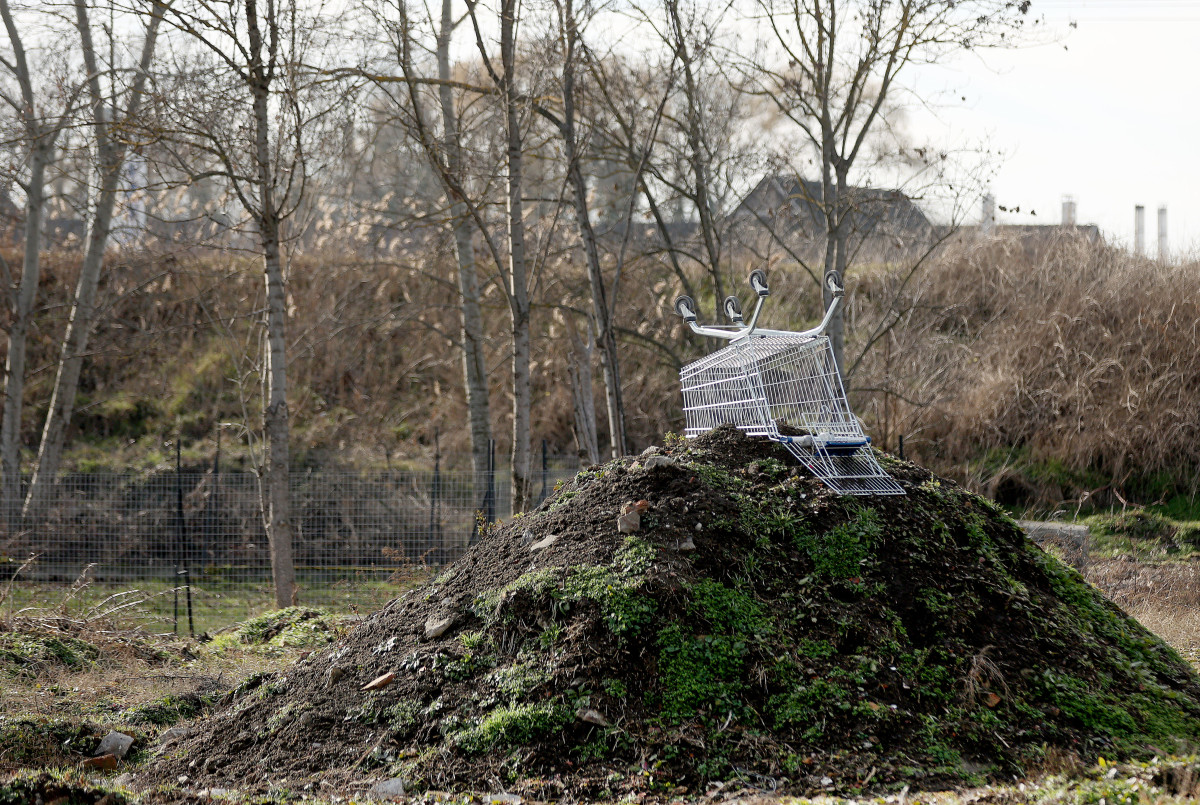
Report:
673,270,904,496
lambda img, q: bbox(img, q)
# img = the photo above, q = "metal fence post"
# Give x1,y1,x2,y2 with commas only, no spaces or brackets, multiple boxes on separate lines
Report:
486,439,496,525
538,439,549,505
175,439,193,636
429,429,441,558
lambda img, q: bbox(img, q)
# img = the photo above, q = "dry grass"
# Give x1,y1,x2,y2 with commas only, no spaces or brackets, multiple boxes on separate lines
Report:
852,234,1200,507
1086,557,1200,667
0,568,274,730
5,230,1198,500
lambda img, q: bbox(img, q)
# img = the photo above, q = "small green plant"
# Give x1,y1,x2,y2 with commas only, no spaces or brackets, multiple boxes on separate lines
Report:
453,703,571,754
602,678,628,698
458,630,490,652
797,507,881,579
488,663,551,700
383,700,423,736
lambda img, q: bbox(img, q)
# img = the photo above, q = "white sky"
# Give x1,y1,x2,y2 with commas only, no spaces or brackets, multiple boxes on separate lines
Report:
908,0,1200,256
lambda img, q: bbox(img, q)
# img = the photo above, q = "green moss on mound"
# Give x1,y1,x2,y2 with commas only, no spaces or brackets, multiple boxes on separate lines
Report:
0,632,99,677
147,426,1200,798
210,606,341,651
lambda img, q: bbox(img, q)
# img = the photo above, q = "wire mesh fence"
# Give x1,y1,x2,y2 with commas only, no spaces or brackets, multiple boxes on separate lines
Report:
0,451,580,632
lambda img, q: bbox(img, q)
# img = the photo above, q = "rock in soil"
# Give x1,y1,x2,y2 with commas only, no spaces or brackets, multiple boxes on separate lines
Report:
367,777,407,799
139,425,1200,800
83,753,119,771
94,730,135,760
424,613,456,640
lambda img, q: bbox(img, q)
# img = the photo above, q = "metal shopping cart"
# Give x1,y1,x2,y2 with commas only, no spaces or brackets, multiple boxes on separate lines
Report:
673,270,904,496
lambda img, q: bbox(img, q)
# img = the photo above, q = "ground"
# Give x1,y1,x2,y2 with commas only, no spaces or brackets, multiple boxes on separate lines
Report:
3,439,1200,804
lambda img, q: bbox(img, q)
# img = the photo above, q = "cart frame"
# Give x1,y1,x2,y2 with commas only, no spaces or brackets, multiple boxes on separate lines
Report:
674,271,904,496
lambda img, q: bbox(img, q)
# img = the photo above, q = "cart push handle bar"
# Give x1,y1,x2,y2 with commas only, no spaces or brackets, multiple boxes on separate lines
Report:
675,271,842,341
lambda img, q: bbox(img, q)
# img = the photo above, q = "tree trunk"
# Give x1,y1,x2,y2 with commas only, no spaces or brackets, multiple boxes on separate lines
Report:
559,0,626,458
667,0,723,317
247,0,294,607
499,0,532,511
831,166,850,377
22,161,114,520
262,230,294,608
0,144,48,528
819,74,846,377
566,319,600,465
24,0,162,519
437,0,491,505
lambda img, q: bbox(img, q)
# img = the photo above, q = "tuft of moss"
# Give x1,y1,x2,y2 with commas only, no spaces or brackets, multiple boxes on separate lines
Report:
210,607,340,651
453,703,571,754
123,693,209,726
0,632,99,677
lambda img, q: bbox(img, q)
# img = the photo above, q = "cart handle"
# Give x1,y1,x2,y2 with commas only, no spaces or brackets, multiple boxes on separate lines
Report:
793,273,843,338
742,270,770,335
675,273,844,341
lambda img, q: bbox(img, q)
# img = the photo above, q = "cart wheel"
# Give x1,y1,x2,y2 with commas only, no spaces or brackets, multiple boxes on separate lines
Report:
723,295,744,324
674,295,697,321
749,269,769,297
825,271,844,297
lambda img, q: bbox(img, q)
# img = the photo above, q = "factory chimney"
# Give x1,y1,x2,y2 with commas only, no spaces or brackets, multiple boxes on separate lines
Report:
1158,205,1168,263
981,193,995,235
1061,196,1077,227
1135,205,1145,256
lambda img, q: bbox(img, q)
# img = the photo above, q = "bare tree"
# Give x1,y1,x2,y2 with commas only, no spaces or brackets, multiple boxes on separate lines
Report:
22,0,164,519
152,0,339,605
464,0,535,509
367,0,495,508
748,0,1030,374
550,0,625,457
0,0,80,528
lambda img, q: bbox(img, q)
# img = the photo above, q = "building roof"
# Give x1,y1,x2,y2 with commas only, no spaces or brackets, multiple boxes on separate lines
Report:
735,175,931,238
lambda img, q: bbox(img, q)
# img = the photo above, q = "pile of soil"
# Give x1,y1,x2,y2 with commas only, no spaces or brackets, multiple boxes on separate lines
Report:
144,427,1200,798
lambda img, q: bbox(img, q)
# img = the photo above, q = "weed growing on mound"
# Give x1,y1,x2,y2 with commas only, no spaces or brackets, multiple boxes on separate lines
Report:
142,427,1200,799
656,579,775,723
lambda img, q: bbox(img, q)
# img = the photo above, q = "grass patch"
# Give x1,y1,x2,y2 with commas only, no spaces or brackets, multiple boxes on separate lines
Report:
0,632,99,677
1085,508,1200,560
210,606,341,651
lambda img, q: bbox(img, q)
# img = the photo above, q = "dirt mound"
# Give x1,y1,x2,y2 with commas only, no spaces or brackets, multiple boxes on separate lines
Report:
142,427,1200,798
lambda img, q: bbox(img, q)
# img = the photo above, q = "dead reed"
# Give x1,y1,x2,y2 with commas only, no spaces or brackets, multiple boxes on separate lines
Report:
853,233,1200,506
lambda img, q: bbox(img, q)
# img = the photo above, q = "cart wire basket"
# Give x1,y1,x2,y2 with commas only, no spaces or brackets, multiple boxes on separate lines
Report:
674,271,904,496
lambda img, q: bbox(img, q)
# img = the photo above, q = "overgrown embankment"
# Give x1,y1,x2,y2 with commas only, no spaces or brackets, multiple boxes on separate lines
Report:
142,427,1200,798
854,236,1200,508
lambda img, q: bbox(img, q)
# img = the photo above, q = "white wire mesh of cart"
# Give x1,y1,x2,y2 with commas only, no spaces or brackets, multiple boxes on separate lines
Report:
674,271,904,496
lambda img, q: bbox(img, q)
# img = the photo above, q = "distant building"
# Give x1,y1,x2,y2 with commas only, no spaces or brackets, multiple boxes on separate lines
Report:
951,196,1102,247
733,175,932,250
